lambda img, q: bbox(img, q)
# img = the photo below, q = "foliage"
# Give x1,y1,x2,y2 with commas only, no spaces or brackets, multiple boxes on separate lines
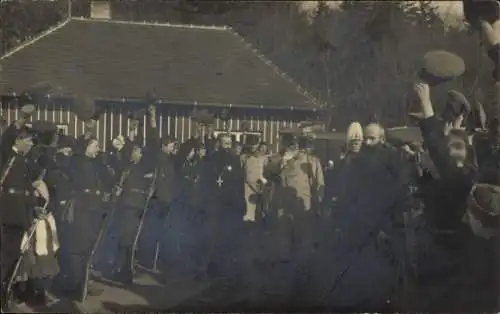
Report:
0,0,493,129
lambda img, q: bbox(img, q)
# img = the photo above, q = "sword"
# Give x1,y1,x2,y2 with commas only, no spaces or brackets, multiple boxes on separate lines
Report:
80,166,132,302
4,200,49,310
0,156,16,192
130,168,158,275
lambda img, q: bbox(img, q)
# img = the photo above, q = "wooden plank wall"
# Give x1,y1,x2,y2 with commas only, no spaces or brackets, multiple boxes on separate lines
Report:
1,101,314,152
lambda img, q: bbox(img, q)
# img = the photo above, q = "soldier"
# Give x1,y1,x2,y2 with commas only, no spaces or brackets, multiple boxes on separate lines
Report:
232,141,243,157
413,80,477,310
0,103,35,164
242,134,268,223
130,104,178,271
111,144,154,283
0,128,37,310
63,137,113,300
45,135,75,286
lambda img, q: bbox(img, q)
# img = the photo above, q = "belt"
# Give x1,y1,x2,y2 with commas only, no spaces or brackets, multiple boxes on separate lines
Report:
4,188,31,196
129,188,147,195
81,189,101,195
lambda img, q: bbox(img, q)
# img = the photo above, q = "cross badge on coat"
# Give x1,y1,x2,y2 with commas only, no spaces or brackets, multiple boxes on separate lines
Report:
216,176,224,187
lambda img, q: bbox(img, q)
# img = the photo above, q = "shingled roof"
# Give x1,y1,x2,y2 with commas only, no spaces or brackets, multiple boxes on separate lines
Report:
0,18,323,110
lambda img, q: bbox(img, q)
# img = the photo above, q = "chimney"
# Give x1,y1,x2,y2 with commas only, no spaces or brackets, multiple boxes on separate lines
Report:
90,0,111,20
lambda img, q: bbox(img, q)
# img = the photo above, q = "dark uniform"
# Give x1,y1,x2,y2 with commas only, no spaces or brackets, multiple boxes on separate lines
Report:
0,131,37,309
112,156,154,283
44,136,75,284
64,147,113,297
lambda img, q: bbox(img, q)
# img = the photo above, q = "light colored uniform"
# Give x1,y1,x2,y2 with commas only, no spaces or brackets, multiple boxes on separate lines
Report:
274,150,324,214
242,154,268,222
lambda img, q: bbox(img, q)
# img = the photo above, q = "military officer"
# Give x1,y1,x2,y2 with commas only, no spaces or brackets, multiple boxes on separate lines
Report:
0,103,35,164
0,128,38,310
45,135,75,286
63,137,113,300
111,144,154,283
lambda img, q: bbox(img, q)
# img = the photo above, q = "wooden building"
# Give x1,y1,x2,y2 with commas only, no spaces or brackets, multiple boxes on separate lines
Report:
0,5,326,152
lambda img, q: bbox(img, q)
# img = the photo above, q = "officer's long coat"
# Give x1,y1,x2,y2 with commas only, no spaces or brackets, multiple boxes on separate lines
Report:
271,151,325,215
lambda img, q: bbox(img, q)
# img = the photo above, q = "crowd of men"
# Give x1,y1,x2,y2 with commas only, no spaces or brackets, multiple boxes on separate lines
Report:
1,1,500,312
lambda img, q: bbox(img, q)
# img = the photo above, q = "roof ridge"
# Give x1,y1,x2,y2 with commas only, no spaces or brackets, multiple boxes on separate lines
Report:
71,17,231,31
225,28,326,109
1,18,72,60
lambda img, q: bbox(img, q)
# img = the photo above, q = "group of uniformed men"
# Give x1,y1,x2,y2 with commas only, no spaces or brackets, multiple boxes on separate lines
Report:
2,2,500,311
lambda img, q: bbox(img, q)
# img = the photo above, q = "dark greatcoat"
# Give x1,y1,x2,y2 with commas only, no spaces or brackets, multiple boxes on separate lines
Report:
67,154,113,254
116,160,154,247
0,148,37,283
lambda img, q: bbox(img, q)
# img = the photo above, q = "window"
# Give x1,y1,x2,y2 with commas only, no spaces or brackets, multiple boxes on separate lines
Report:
213,130,262,143
25,123,68,135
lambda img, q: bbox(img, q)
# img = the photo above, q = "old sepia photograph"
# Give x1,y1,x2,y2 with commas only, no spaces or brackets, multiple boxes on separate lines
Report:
0,0,499,312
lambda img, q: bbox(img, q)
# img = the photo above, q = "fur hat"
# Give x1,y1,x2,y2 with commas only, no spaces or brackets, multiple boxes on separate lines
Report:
346,122,363,142
465,183,500,239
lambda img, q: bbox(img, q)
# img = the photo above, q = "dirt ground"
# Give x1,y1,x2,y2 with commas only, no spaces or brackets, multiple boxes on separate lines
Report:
7,266,213,313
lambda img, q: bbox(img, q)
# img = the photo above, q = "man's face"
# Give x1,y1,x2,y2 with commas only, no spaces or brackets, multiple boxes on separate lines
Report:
112,137,125,151
233,144,242,155
363,124,384,147
447,136,467,164
258,144,267,154
85,139,100,157
197,147,207,158
162,142,177,154
15,137,34,154
58,147,73,157
348,139,362,153
131,146,143,162
220,135,232,150
85,119,97,131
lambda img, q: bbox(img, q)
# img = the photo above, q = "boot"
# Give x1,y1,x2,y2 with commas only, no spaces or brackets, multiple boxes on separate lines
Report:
111,246,134,284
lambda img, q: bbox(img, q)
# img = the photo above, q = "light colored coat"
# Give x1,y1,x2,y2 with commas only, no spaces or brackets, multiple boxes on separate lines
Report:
274,151,325,215
243,154,268,222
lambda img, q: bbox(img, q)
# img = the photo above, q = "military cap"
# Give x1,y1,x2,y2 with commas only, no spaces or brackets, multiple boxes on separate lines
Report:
72,96,100,121
31,121,58,146
128,107,147,121
243,133,260,146
160,135,177,145
57,135,75,149
281,132,299,148
441,89,471,122
299,136,314,149
463,0,500,29
467,184,500,233
419,50,465,86
20,104,36,117
218,108,231,122
191,108,215,125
